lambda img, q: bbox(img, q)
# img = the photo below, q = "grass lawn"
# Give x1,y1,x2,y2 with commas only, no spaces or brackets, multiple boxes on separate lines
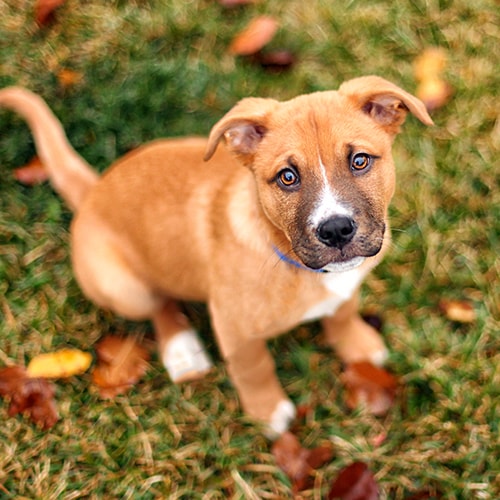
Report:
0,0,498,498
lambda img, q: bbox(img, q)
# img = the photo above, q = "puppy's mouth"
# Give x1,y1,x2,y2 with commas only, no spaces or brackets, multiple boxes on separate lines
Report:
292,233,384,273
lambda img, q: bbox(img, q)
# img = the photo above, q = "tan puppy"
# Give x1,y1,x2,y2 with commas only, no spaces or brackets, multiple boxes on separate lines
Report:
0,77,432,435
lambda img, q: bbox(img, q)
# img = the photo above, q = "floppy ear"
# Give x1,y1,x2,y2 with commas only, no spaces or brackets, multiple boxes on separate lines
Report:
204,97,279,165
339,75,433,134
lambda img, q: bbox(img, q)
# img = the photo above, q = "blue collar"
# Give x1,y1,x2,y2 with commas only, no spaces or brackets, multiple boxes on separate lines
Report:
273,246,327,273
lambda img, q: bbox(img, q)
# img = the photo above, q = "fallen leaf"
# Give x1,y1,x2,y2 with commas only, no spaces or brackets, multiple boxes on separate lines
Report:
57,68,84,88
27,348,92,379
13,156,49,185
416,77,452,112
229,16,279,56
414,47,447,81
0,365,59,429
328,462,379,500
271,431,334,492
91,336,150,398
341,362,398,416
255,50,296,73
414,47,451,112
439,299,476,323
35,0,66,26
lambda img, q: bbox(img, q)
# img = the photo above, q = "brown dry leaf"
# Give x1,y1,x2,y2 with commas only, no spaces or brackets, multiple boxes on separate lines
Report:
439,299,476,323
91,336,150,398
35,0,66,26
0,365,59,429
229,16,279,56
27,348,92,379
13,156,49,185
57,68,84,88
271,431,334,492
341,362,398,416
256,50,296,73
328,462,379,500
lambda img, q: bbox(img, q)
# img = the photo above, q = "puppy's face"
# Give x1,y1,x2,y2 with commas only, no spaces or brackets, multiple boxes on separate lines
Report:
205,76,432,271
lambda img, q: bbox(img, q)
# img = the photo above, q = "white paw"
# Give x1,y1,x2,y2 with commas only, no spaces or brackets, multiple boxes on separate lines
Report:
370,348,389,366
266,399,296,438
162,330,213,383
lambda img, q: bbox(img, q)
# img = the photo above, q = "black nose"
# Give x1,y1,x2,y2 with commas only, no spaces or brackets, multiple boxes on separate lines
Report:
317,216,357,248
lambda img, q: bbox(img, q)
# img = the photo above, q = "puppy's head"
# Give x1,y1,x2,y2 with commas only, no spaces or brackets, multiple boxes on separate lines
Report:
205,76,433,272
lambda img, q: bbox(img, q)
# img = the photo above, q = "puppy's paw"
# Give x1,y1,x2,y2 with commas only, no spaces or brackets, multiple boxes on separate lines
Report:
332,320,389,366
162,330,213,383
265,399,296,438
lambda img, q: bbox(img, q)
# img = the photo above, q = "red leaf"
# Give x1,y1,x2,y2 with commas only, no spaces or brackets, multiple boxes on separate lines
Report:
13,156,49,185
0,365,59,429
341,362,398,416
91,336,150,398
35,0,66,26
229,16,279,56
328,462,379,500
271,431,334,492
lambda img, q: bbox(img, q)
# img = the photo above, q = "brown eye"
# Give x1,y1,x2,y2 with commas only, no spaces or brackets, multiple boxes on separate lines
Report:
351,152,372,172
277,167,300,188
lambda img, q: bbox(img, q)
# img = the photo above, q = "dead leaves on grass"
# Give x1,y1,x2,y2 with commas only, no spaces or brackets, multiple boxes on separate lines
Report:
0,336,150,428
0,366,59,429
414,47,452,112
327,461,379,500
272,431,334,492
342,362,398,417
91,335,150,399
13,156,49,185
35,0,66,27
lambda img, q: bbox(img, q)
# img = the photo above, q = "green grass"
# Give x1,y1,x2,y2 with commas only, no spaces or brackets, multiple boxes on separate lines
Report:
0,0,498,498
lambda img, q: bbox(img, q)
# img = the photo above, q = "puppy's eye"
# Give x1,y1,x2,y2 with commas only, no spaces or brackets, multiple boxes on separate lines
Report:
277,167,300,189
350,153,372,173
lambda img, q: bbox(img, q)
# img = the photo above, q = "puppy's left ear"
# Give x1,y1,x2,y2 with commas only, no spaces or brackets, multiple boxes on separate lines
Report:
339,75,434,134
204,97,278,165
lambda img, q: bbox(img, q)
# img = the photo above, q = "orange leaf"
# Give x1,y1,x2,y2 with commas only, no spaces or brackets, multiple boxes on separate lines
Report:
439,299,476,323
229,16,279,56
13,156,49,185
328,462,379,500
35,0,66,26
414,47,452,111
341,362,398,416
0,365,59,429
272,431,334,492
91,336,150,398
416,77,452,112
57,69,84,88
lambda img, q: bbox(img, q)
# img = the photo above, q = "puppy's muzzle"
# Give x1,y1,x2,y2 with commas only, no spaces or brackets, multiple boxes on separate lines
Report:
317,215,356,249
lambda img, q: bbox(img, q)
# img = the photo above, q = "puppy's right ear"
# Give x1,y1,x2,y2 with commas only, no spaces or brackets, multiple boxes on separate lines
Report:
204,97,278,165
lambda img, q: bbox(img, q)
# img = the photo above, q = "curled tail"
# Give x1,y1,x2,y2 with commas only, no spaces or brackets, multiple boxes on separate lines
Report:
0,87,98,211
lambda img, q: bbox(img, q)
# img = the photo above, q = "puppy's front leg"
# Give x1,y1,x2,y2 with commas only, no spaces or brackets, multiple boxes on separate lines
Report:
222,337,296,436
322,294,388,366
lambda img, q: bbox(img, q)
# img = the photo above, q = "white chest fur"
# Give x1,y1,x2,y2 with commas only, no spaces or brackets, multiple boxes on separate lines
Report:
301,267,367,322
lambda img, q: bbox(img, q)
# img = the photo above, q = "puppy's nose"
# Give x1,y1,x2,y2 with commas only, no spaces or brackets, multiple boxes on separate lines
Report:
317,216,356,248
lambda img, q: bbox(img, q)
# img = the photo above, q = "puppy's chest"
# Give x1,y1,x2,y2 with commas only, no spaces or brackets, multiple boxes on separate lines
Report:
300,268,367,322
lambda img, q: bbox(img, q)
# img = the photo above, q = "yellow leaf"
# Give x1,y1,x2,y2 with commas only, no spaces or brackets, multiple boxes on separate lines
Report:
27,349,93,379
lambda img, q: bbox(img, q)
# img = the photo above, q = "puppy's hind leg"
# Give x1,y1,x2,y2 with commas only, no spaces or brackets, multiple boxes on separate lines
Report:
153,301,213,383
71,214,212,382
